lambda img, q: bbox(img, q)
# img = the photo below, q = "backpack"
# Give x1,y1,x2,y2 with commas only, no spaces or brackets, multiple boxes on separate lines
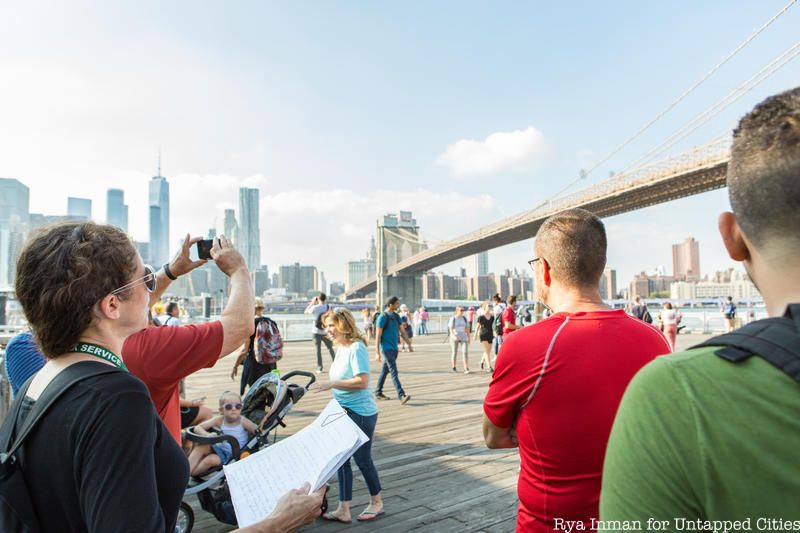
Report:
642,308,653,324
378,312,401,343
493,310,505,336
0,363,118,532
691,303,800,383
723,303,736,319
314,304,330,330
254,317,283,364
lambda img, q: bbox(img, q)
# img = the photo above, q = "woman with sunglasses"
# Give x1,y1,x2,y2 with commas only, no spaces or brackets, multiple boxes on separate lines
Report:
6,222,326,533
309,308,385,524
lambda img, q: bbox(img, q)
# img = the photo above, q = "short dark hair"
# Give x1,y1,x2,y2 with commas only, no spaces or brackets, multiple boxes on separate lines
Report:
535,208,607,288
729,87,800,253
166,302,179,315
15,222,138,358
318,293,327,302
507,295,517,306
387,296,399,306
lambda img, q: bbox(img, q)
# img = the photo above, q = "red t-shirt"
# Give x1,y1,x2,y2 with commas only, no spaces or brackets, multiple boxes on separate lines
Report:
483,310,670,532
502,306,517,336
123,321,224,443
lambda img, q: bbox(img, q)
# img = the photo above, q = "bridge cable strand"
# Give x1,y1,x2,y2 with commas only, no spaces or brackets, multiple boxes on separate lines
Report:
577,0,797,181
623,40,800,172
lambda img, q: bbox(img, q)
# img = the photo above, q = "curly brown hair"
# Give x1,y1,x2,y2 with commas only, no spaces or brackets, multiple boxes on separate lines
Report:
15,222,139,358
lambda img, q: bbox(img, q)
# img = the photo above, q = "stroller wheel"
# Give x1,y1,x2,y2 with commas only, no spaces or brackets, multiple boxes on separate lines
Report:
176,501,195,533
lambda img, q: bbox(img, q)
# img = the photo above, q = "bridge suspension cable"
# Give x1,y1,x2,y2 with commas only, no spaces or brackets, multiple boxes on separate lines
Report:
624,39,800,171
578,0,797,181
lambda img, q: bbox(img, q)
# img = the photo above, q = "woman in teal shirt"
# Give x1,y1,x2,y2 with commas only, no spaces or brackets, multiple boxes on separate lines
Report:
309,308,384,523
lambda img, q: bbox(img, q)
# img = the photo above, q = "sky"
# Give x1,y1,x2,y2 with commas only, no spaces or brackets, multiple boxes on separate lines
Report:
1,1,798,289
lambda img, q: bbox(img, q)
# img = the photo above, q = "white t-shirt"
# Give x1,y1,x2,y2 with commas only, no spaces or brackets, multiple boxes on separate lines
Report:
659,309,681,326
308,303,330,335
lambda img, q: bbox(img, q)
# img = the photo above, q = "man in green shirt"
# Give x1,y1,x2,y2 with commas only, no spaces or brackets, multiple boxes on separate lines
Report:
600,87,800,524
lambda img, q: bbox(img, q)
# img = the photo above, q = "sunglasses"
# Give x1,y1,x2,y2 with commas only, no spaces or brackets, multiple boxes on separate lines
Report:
223,403,243,411
111,264,157,295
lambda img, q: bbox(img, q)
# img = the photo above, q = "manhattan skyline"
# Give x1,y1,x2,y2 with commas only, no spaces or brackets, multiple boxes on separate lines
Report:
1,2,798,285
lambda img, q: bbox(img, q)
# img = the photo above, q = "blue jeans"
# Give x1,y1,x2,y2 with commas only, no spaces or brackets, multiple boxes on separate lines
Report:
375,349,405,398
337,410,381,501
493,334,504,355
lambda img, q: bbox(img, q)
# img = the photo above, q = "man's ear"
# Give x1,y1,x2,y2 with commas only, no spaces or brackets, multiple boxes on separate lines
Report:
543,260,552,286
96,293,123,320
718,212,751,262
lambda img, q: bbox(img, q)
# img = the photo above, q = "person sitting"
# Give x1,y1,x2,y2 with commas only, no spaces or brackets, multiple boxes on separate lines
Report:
187,391,257,476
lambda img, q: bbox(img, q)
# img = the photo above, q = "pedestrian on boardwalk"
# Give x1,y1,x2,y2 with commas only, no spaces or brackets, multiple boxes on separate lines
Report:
448,306,471,373
420,306,429,335
361,307,374,342
601,86,800,524
473,302,494,373
163,301,181,326
413,307,422,336
373,296,411,403
398,304,414,352
310,308,385,524
502,295,521,337
491,294,506,356
231,297,277,395
305,292,335,373
483,208,670,532
657,302,681,351
466,306,476,333
721,295,737,332
630,296,652,323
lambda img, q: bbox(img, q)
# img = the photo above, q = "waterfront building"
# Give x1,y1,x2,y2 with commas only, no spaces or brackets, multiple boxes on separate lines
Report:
599,268,617,300
0,178,29,289
672,237,701,281
239,187,261,272
67,197,92,220
135,241,151,265
468,275,495,301
254,265,270,296
628,272,676,299
0,178,30,226
149,175,170,266
329,281,345,297
277,263,317,296
106,189,128,232
464,251,489,278
671,270,760,301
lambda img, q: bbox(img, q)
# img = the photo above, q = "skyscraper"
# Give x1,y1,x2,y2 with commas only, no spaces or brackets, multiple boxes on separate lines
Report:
672,237,701,281
0,178,30,226
149,175,170,266
238,188,260,272
599,268,617,300
223,208,239,243
106,189,128,233
464,251,489,277
67,197,92,220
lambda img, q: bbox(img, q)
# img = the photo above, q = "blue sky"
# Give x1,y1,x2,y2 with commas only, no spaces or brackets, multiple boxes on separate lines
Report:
1,1,798,288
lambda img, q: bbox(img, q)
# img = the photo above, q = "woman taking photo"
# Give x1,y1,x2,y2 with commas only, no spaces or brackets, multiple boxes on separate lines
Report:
310,308,384,523
5,222,324,532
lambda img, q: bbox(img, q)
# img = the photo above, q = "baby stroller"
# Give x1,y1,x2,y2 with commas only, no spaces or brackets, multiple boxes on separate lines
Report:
177,370,316,533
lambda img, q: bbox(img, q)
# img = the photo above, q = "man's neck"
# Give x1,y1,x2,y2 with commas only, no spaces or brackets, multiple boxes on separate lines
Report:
745,260,800,317
546,285,610,315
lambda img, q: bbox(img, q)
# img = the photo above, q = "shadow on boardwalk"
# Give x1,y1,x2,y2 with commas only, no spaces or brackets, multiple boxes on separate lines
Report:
184,332,710,532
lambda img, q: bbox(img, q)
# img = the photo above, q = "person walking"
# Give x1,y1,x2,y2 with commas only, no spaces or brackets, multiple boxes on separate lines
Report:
502,295,521,338
361,307,374,343
721,296,737,332
310,308,385,523
420,306,429,335
658,302,681,351
630,296,652,323
466,306,476,333
398,304,414,352
473,302,494,373
483,209,670,532
413,307,422,336
373,296,411,404
491,294,506,357
305,292,335,373
448,306,470,373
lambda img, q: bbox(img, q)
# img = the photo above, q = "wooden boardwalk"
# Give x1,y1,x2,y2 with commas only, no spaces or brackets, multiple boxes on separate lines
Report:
184,331,710,533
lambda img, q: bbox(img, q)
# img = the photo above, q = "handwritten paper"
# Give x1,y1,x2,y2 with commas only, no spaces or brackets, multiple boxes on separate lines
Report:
224,399,369,528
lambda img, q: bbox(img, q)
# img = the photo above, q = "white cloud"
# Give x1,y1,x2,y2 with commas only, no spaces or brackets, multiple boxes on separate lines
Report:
435,126,550,179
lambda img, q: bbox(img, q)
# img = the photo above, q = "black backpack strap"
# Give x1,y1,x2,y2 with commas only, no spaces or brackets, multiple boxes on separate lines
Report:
691,305,800,383
0,362,120,461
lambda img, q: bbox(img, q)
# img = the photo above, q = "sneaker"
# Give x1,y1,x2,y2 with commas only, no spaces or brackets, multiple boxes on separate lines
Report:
400,394,411,404
452,367,456,372
316,368,323,374
464,369,471,375
375,392,390,400
480,362,484,370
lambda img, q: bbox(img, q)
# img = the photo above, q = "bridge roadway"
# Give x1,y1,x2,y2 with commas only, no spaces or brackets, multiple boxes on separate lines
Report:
347,139,730,298
185,332,711,532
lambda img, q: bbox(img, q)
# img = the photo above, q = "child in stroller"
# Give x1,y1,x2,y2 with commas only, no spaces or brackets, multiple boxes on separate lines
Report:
177,370,318,532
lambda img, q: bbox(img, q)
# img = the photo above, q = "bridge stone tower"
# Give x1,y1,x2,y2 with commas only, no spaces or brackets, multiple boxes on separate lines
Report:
376,211,426,310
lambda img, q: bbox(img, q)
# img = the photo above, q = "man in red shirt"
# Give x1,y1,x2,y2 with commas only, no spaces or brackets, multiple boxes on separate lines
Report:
124,234,255,443
483,209,670,532
502,294,520,336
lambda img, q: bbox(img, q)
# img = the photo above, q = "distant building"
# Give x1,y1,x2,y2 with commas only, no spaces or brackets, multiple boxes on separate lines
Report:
67,197,92,220
599,268,617,300
329,281,345,297
223,208,239,244
464,252,489,278
672,237,701,281
149,175,170,266
628,272,676,299
316,271,326,294
239,188,261,272
0,178,29,289
278,263,317,296
106,189,128,232
379,211,427,268
671,270,760,301
0,178,30,226
253,265,270,297
468,275,496,301
347,237,378,290
135,241,151,265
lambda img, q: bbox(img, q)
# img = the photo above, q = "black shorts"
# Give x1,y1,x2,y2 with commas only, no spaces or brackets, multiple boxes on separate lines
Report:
479,334,494,343
180,406,199,428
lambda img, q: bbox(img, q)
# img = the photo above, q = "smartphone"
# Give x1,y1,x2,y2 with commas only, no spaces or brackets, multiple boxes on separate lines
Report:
195,239,213,260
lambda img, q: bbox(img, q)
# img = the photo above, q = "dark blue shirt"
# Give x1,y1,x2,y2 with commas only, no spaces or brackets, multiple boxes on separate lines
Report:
376,311,401,352
4,331,46,397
